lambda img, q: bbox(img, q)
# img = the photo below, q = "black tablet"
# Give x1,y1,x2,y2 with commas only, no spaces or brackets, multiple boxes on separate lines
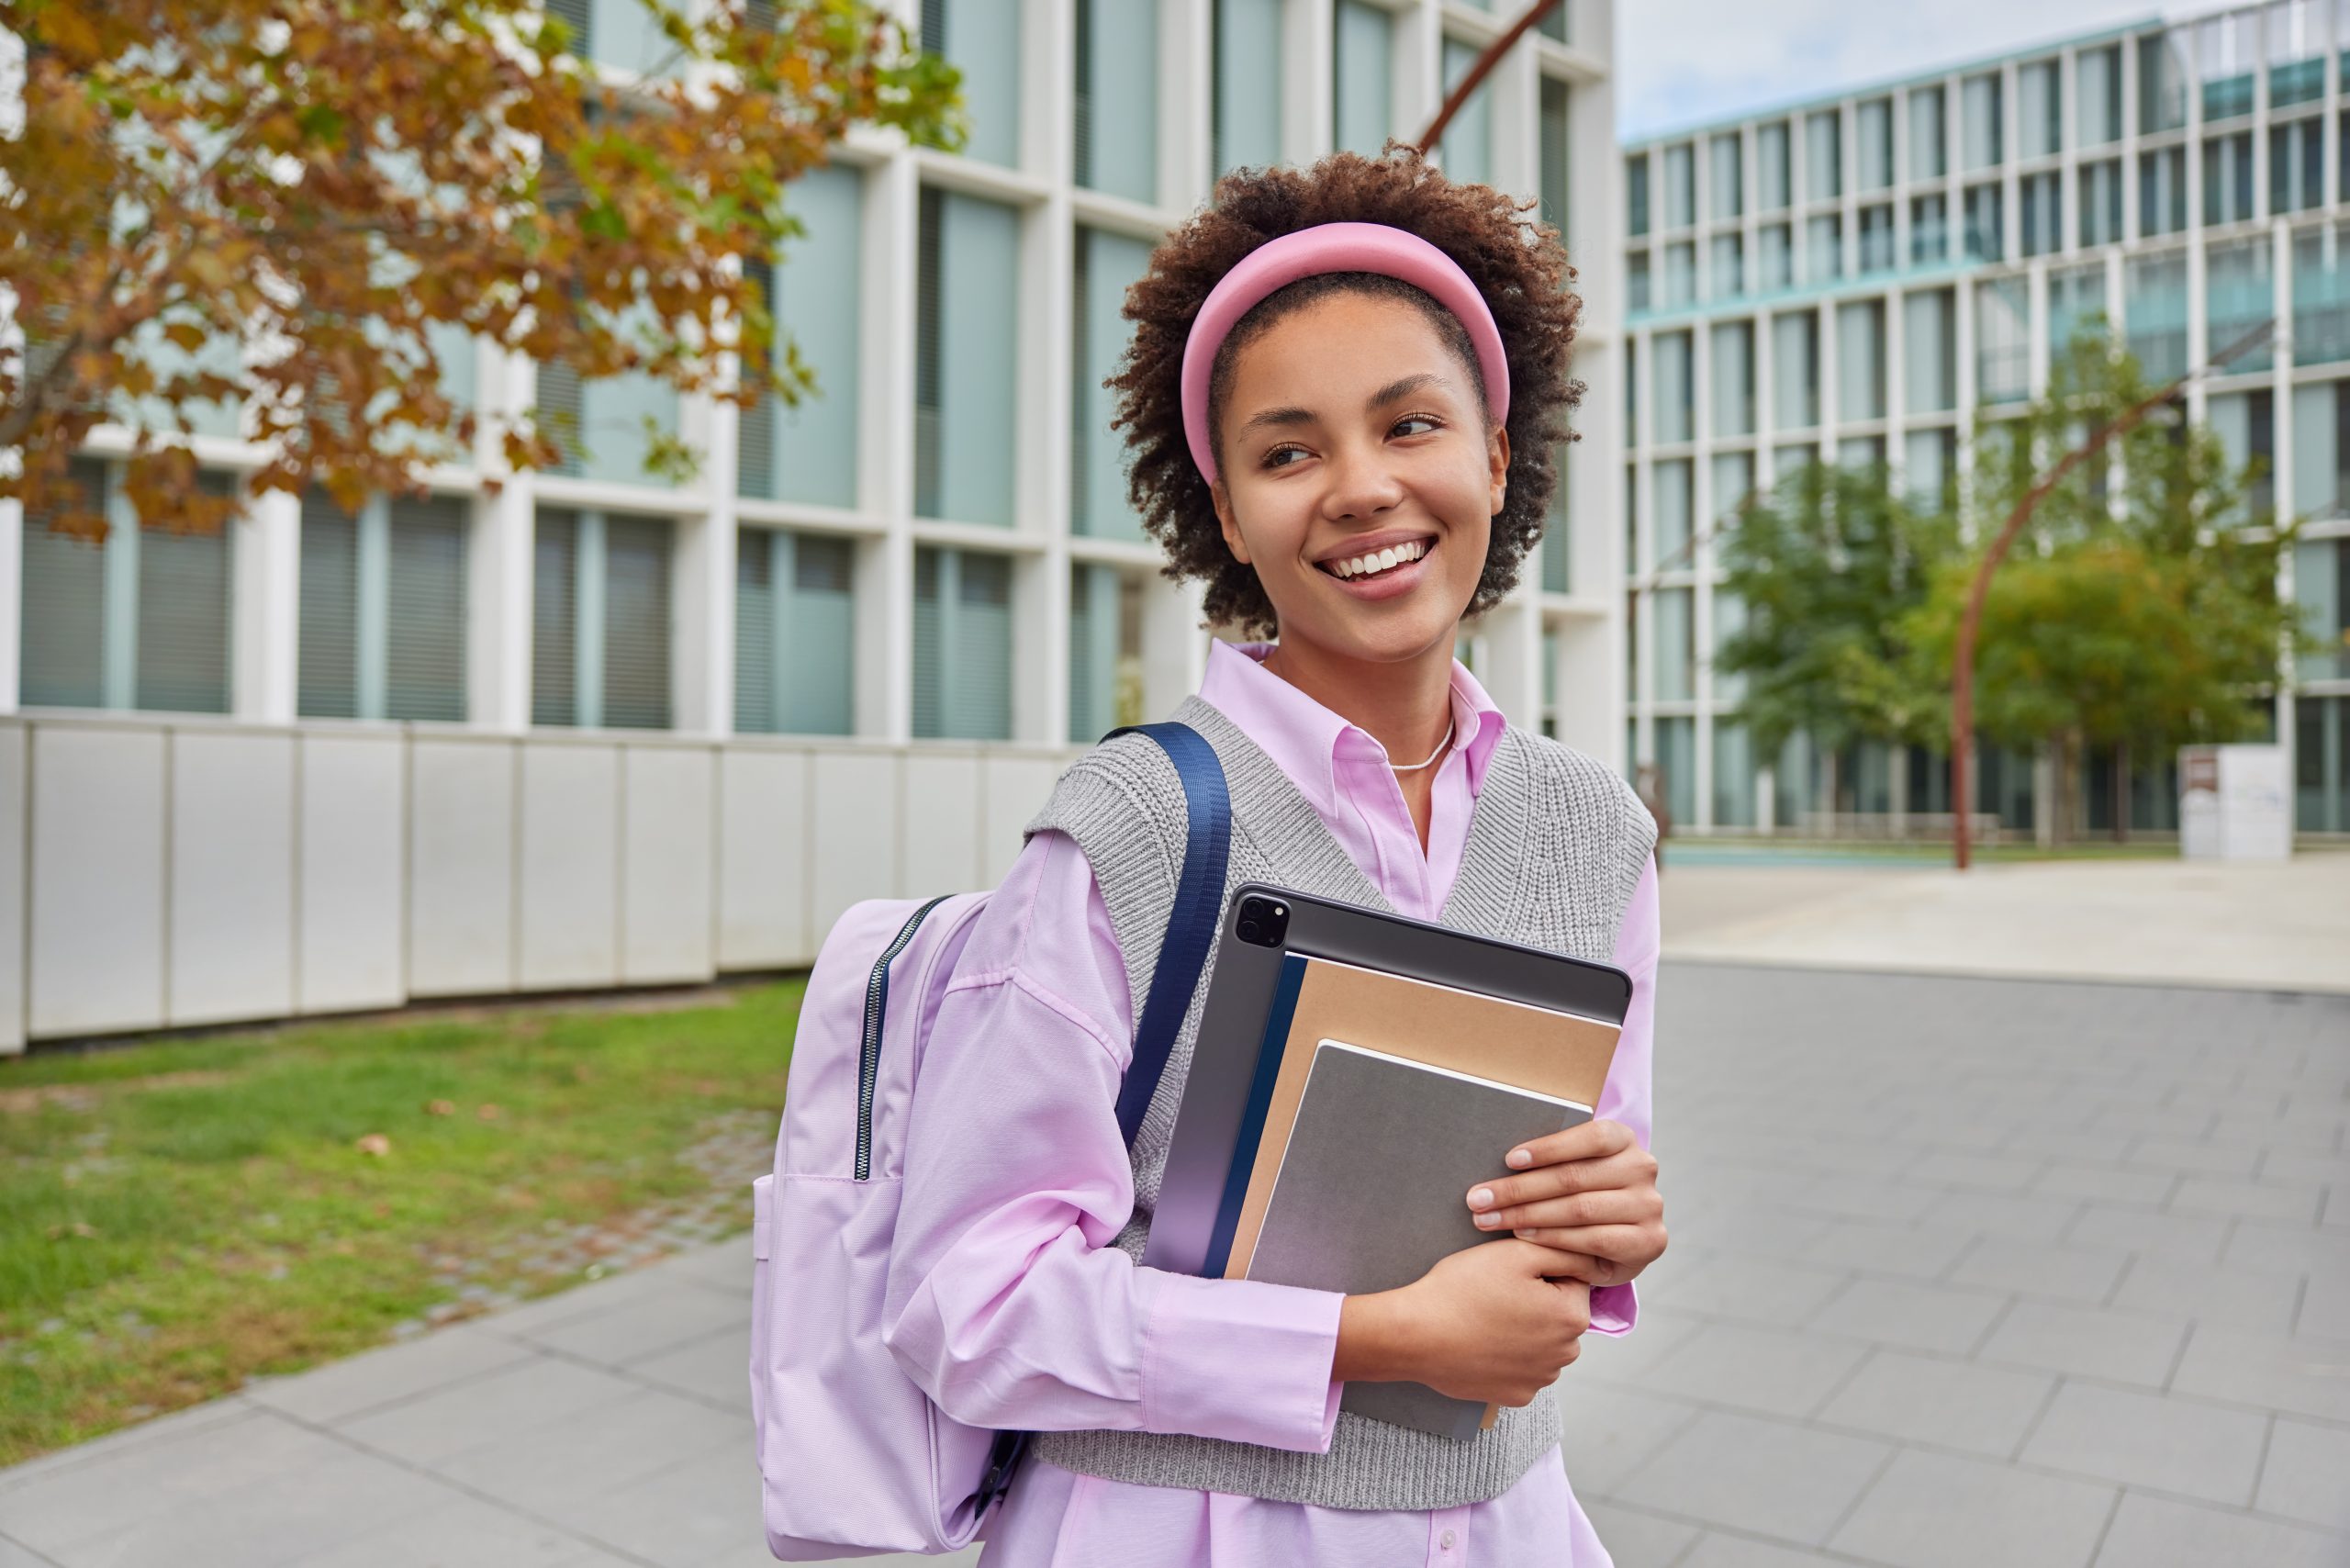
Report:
1139,880,1635,1280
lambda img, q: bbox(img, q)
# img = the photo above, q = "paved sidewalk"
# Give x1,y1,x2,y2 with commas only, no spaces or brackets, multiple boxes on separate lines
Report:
3,966,2344,1567
1660,849,2350,996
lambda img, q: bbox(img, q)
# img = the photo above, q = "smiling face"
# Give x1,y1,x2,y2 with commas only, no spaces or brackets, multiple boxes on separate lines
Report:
1210,288,1509,670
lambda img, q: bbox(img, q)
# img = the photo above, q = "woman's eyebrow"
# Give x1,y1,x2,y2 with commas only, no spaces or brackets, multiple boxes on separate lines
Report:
1236,374,1457,438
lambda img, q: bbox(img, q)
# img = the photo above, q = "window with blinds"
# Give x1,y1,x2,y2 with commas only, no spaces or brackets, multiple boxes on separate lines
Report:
738,258,778,502
1332,1,1393,159
1214,0,1282,178
601,515,672,729
386,495,468,721
734,528,854,734
748,162,861,508
134,472,236,713
1071,227,1152,542
298,492,362,718
302,492,470,722
915,188,1018,527
533,508,580,725
18,458,108,709
536,357,586,477
912,545,1013,741
1073,0,1156,203
1539,79,1572,242
1068,561,1125,743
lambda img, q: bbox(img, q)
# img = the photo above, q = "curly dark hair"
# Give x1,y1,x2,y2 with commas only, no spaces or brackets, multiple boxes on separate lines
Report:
1107,143,1583,639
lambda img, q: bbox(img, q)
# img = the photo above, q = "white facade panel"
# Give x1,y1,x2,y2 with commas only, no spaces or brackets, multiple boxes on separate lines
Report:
517,742,621,990
621,745,716,983
167,730,296,1026
717,747,811,969
0,722,24,1052
29,726,166,1036
408,738,517,997
901,751,984,894
297,732,406,1014
811,750,900,936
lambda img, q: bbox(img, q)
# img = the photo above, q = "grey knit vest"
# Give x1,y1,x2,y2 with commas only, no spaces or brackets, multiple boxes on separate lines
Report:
1015,692,1658,1511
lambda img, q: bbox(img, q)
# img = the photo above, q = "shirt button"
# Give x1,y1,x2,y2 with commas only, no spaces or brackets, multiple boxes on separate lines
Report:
1439,1528,1458,1551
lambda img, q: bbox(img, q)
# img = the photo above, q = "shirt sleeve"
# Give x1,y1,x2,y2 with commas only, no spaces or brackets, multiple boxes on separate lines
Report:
1587,853,1661,1337
881,828,1346,1453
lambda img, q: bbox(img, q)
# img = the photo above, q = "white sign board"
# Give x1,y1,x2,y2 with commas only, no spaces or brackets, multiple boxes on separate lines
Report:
2178,744,2292,861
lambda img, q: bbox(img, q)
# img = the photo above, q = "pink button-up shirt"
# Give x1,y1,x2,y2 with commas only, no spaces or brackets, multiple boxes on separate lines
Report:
884,640,1662,1568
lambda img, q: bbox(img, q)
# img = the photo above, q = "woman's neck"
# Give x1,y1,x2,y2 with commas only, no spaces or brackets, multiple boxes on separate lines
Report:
1258,636,1457,768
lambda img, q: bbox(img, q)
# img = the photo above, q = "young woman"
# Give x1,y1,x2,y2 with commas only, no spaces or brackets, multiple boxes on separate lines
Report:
884,148,1665,1566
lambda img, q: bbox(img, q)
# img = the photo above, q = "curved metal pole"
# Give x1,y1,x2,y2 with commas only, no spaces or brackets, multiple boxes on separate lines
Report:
1416,0,1565,155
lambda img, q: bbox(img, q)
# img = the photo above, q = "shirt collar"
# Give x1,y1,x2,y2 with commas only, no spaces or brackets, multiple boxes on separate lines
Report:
1196,639,1508,815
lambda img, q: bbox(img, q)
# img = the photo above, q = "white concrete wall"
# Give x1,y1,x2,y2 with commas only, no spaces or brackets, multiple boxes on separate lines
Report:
0,712,1089,1050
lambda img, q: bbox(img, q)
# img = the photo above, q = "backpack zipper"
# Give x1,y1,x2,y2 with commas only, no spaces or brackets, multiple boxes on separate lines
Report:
856,895,953,1181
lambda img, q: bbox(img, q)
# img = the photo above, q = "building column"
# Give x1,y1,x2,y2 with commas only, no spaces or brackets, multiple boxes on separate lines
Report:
233,487,299,722
473,346,536,734
675,389,737,737
0,499,20,713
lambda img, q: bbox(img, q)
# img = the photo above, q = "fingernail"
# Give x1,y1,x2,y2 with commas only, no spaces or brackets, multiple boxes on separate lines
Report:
1475,1212,1499,1227
1515,1229,1534,1238
1506,1148,1532,1168
1468,1188,1493,1209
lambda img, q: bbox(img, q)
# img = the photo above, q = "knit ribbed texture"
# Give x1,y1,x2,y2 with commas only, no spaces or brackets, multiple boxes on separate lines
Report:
1017,692,1657,1511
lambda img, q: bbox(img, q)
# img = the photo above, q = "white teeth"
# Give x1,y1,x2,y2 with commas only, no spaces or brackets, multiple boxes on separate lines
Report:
1333,540,1427,579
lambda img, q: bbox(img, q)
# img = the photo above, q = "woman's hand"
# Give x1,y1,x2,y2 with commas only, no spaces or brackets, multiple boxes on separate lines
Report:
1338,1239,1594,1408
1462,1119,1665,1290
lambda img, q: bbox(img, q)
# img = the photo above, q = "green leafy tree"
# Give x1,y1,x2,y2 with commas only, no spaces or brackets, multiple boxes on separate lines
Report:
1712,457,1958,812
1906,331,2311,842
4,0,962,539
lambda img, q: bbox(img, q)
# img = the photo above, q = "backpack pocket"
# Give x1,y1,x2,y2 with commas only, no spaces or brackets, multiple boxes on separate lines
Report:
748,1173,775,1439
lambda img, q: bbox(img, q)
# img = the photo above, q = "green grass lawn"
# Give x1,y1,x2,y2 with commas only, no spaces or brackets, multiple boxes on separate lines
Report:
0,980,804,1468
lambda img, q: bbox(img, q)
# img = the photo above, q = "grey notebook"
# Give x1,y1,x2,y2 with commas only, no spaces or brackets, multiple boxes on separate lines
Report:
1242,1039,1593,1440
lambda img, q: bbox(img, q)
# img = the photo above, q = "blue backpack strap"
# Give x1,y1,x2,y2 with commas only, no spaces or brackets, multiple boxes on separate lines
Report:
1099,721,1233,1147
975,720,1229,1518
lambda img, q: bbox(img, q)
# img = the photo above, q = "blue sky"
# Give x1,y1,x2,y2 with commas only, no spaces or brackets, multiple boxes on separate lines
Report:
1617,0,2164,140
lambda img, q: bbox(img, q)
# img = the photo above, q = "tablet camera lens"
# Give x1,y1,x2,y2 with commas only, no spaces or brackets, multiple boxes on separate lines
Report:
1237,919,1264,944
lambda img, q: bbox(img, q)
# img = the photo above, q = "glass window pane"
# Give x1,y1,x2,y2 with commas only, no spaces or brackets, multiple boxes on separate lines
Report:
1836,300,1886,422
2078,45,2123,144
1653,588,1694,700
1708,233,1743,301
735,530,854,735
2048,263,2108,365
1961,73,2002,170
2139,146,2187,236
1068,562,1127,742
1911,194,1948,263
2125,250,2189,381
1655,714,1695,826
1904,427,1956,508
1756,122,1790,209
2203,130,2255,225
1771,311,1818,429
2199,11,2257,121
1214,0,1282,176
1628,251,1651,314
1334,0,1394,158
1072,227,1153,542
2290,382,2345,522
1627,153,1650,236
1708,132,1742,219
1759,223,1792,290
1806,215,1841,283
912,545,1013,740
1439,37,1495,187
1906,86,1945,179
1711,720,1754,826
2294,536,2348,679
915,188,1019,526
1856,99,1893,189
1859,204,1894,274
1903,288,1956,413
298,492,361,720
601,515,672,730
2272,118,2324,214
749,162,861,507
532,508,577,727
136,476,234,714
2293,222,2350,366
2019,61,2061,158
2020,172,2063,257
1804,112,1841,198
1709,321,1754,436
2207,236,2277,373
1076,0,1156,201
2270,0,2325,106
1964,182,2004,262
19,459,109,710
1539,77,1571,241
1663,241,1696,308
385,494,469,723
923,0,1020,166
2080,158,2124,246
2140,28,2189,133
1653,331,1694,444
1975,276,2031,404
1653,460,1693,569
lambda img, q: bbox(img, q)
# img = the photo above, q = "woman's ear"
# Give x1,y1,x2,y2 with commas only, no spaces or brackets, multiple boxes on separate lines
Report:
1212,478,1252,565
1487,424,1512,518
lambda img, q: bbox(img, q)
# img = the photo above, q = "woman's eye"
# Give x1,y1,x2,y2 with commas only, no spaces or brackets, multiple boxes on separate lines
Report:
1393,414,1442,438
1261,444,1308,470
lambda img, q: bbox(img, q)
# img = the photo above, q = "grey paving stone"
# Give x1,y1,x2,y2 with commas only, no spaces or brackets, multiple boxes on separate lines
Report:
644,1238,755,1299
2126,1137,2259,1178
2222,1219,2350,1276
1827,1448,2116,1568
631,1324,754,1414
1677,1533,1845,1567
1557,1382,1705,1499
66,1442,462,1568
281,1495,595,1567
1916,1192,2084,1244
1786,1175,1944,1226
2031,1161,2177,1206
1975,1299,2191,1389
2299,1267,2346,1338
2170,1176,2325,1225
2257,1147,2350,1188
1904,1151,2043,1194
339,1354,642,1465
432,1385,745,1518
515,1283,750,1369
2092,1492,2350,1568
1575,1305,1710,1387
2171,1325,2350,1423
1796,1219,1978,1282
2019,1383,2269,1506
1638,1321,1874,1422
1814,1349,2055,1458
565,1437,766,1568
2258,1417,2350,1532
2108,1260,2304,1335
1660,1253,1852,1329
1581,1500,1705,1566
1808,1277,2011,1357
1616,1409,1894,1548
2065,1205,2232,1266
1945,1236,2132,1305
244,1324,537,1428
0,1396,252,1495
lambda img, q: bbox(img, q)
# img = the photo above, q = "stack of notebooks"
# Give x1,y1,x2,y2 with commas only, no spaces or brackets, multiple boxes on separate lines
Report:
1200,955,1622,1439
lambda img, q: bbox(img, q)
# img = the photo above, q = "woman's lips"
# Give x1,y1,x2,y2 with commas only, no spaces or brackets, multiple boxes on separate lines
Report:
1319,538,1436,601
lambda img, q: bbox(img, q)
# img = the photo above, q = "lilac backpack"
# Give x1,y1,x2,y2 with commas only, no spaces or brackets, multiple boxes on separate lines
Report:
750,723,1232,1560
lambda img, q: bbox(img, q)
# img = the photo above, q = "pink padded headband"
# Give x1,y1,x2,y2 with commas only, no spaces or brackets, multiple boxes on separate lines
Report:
1180,221,1511,487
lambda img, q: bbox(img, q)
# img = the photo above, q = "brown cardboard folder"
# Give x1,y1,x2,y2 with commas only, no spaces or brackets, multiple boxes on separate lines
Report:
1220,955,1621,1431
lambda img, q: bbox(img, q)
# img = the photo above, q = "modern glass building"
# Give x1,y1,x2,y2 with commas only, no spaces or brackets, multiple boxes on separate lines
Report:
1619,1,2350,839
0,0,1624,1049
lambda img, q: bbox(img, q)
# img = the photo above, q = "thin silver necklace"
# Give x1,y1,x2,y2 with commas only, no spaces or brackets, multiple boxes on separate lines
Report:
1390,719,1455,773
